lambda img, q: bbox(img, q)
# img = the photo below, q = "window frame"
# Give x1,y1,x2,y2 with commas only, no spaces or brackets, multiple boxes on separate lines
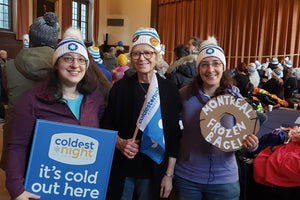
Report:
72,0,89,41
0,0,13,31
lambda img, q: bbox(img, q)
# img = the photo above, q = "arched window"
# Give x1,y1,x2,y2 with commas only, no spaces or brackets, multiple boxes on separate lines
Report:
72,0,89,40
0,0,12,31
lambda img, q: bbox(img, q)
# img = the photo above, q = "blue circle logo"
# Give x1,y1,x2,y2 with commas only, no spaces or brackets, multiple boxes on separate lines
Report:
68,43,78,51
206,48,215,54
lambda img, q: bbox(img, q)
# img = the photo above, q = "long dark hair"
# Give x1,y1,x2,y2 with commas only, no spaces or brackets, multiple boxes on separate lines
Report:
185,69,234,100
87,53,112,104
47,57,97,102
236,62,250,76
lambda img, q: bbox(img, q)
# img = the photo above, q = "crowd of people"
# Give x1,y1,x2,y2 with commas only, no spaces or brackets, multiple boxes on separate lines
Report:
232,57,299,102
0,11,299,200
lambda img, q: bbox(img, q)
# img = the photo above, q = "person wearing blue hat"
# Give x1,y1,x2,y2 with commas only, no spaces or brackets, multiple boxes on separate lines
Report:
269,57,279,70
88,46,113,83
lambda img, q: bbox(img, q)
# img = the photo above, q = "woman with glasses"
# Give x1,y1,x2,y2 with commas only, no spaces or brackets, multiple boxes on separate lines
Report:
102,27,181,200
5,28,105,200
173,36,259,200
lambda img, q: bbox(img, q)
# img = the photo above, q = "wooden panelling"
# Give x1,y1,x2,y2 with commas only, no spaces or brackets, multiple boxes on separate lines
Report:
0,31,23,60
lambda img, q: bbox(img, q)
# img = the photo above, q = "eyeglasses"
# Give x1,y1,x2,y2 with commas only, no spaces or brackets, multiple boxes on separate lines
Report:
62,55,87,65
131,51,155,60
199,62,222,68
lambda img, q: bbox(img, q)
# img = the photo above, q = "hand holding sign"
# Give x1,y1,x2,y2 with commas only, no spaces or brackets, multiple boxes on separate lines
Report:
15,191,40,200
200,94,260,151
24,120,117,200
242,134,259,150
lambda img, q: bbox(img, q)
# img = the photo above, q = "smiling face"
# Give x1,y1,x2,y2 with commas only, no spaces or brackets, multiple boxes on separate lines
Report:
199,56,224,90
131,44,157,75
56,52,87,88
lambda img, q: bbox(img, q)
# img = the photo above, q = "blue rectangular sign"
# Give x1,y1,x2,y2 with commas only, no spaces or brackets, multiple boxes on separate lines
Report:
24,119,117,200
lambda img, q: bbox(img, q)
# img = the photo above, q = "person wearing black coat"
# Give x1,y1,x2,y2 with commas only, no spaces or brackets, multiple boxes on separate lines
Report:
234,63,253,98
262,69,284,99
165,44,197,89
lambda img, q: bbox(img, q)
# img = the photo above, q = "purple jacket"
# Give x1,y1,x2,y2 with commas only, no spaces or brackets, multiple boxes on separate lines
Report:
5,82,105,198
175,86,242,185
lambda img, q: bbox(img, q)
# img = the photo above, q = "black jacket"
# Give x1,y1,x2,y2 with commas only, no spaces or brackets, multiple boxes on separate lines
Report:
101,73,182,199
165,55,197,89
234,73,253,97
262,78,283,98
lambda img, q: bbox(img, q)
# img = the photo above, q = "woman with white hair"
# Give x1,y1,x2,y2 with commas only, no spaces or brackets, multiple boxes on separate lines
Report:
173,36,258,200
102,27,181,200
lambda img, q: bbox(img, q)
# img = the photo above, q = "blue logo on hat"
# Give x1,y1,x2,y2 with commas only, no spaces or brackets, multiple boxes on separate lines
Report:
206,48,215,54
68,43,78,51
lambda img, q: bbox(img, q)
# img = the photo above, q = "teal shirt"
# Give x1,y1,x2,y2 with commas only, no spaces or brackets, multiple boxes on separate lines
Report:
63,94,84,120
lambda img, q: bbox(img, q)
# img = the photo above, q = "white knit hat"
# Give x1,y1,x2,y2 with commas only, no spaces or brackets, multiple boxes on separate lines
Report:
131,27,161,52
272,58,279,65
52,38,89,68
285,60,292,68
285,57,289,62
88,46,103,64
197,36,226,70
248,63,256,73
255,60,262,69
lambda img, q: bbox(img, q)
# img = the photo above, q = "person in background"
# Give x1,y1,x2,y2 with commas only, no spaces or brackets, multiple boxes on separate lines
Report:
0,12,60,170
0,50,7,68
173,36,258,200
263,63,273,81
88,46,113,83
111,54,130,83
284,67,298,100
102,27,181,200
5,27,106,200
103,46,118,72
248,63,261,88
234,62,253,98
269,57,279,70
165,44,197,89
255,60,267,84
158,44,169,77
282,57,292,82
262,68,284,99
87,53,112,105
187,36,202,58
